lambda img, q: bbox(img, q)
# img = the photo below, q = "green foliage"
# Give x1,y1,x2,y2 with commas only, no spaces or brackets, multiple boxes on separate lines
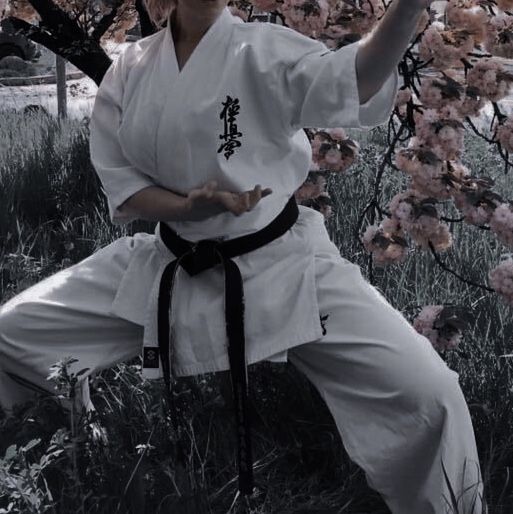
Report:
0,436,61,514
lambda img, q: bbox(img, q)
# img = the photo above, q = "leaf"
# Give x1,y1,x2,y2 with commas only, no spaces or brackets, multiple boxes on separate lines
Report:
75,367,90,377
47,449,65,460
418,203,439,218
437,305,474,330
390,235,409,247
372,233,391,250
21,439,41,453
30,464,41,478
417,148,441,166
3,445,17,461
28,491,40,505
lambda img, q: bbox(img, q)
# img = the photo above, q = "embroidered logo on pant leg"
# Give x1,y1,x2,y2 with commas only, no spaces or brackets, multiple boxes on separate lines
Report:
143,347,159,368
320,313,329,336
217,95,243,160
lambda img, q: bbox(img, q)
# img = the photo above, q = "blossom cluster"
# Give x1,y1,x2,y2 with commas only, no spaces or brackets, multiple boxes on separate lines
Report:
232,0,513,314
413,305,463,351
488,256,513,305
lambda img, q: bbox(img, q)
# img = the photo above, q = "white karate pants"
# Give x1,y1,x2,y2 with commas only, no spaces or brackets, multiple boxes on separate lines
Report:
0,233,486,514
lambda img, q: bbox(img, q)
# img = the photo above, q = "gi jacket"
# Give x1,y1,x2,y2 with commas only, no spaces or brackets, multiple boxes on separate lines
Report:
88,7,400,378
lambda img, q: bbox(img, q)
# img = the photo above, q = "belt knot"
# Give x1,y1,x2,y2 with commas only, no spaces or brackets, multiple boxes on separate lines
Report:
181,238,224,276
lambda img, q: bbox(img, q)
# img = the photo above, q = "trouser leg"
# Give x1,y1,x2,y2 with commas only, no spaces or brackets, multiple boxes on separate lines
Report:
0,237,145,418
288,252,486,514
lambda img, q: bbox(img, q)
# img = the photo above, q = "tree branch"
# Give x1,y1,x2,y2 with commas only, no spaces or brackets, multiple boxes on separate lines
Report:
428,241,495,293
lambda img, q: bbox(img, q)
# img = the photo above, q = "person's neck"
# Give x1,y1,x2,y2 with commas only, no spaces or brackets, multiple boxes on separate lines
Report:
171,4,224,45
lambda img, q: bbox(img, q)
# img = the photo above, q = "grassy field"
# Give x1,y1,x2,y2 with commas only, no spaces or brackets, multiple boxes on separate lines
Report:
0,107,512,513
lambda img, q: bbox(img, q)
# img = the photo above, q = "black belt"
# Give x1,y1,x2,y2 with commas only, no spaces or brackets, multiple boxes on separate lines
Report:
155,194,299,496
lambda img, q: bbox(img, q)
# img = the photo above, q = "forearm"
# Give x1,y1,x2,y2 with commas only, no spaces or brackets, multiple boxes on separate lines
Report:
356,0,426,104
120,185,228,222
120,185,191,222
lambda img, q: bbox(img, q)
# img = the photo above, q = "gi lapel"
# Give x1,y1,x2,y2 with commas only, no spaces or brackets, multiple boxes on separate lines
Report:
154,7,242,188
164,7,239,81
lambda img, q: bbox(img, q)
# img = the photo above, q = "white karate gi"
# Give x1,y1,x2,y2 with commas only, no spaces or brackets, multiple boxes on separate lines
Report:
0,7,486,513
87,6,402,380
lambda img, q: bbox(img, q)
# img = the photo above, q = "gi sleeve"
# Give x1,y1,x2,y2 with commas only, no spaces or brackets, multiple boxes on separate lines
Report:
88,47,156,225
272,26,400,132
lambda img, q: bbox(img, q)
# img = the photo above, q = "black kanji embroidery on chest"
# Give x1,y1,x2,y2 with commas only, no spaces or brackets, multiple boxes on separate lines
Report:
320,313,330,336
217,95,243,160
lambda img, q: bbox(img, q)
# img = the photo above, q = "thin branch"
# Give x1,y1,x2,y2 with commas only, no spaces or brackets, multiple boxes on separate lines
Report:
464,115,498,144
365,118,408,284
428,241,495,293
440,215,465,223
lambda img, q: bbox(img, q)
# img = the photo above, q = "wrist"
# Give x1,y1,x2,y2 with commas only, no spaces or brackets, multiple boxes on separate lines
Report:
180,195,226,221
178,195,193,215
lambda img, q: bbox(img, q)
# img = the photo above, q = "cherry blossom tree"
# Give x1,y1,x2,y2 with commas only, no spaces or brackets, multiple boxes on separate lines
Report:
228,0,513,350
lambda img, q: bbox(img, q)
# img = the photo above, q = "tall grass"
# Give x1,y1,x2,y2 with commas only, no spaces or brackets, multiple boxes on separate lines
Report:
0,107,511,512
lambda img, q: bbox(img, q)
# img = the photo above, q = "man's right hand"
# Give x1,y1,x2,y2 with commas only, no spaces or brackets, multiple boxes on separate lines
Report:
184,180,273,220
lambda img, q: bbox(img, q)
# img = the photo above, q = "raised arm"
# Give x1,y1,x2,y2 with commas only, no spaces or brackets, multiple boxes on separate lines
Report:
267,0,425,132
356,0,427,104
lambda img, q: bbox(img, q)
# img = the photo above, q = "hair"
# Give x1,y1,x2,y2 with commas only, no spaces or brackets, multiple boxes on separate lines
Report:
143,0,177,30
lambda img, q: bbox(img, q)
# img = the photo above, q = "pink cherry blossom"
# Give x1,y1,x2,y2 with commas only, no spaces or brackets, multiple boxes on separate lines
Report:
488,257,513,306
489,203,513,248
413,305,463,351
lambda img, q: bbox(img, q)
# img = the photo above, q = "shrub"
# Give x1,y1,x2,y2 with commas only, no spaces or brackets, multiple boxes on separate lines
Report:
0,55,37,76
